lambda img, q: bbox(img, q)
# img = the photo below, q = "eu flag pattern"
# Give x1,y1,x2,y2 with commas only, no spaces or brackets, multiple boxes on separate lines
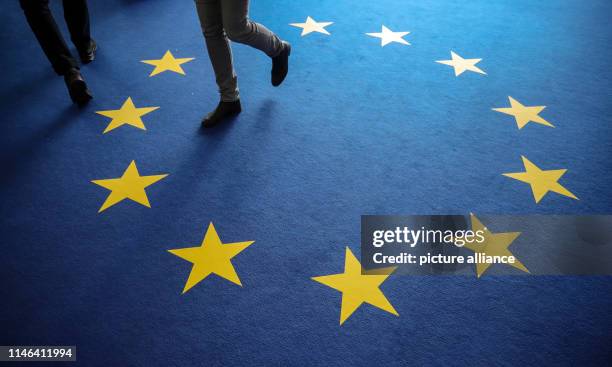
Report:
1,0,611,365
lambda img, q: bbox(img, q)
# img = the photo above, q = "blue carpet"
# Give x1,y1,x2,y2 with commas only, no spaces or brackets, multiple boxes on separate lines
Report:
1,0,611,365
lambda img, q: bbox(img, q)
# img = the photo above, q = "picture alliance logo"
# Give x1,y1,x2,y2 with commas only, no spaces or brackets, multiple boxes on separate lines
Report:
371,227,487,248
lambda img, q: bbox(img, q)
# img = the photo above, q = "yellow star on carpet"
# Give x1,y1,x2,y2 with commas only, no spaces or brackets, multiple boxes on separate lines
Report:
366,25,410,47
312,247,398,325
91,161,168,213
436,51,486,76
463,214,529,278
290,16,333,36
493,96,554,129
141,50,195,76
95,97,159,133
168,222,254,294
503,156,578,203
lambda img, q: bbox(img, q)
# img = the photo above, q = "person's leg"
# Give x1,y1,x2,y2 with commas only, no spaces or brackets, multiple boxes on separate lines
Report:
194,0,241,127
19,0,92,105
220,0,282,57
221,0,290,86
19,0,78,75
194,0,239,102
62,0,96,62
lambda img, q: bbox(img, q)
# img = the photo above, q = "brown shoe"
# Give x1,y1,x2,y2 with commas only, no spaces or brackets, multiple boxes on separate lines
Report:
202,100,242,128
271,41,291,87
64,68,92,106
79,39,97,64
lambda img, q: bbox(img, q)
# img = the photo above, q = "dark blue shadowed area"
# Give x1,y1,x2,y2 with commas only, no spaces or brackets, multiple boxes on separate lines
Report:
1,0,611,366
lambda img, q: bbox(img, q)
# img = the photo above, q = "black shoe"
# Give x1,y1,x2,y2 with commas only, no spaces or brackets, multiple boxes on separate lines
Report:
79,39,97,64
64,68,93,106
271,41,291,87
202,100,242,128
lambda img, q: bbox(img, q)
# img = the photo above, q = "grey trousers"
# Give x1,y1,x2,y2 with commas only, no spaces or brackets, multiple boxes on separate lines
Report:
194,0,283,101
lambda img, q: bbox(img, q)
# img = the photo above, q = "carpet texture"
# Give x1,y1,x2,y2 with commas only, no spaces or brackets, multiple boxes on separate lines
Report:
0,0,611,366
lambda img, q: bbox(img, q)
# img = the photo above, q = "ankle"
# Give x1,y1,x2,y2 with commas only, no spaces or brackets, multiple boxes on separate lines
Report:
63,68,80,77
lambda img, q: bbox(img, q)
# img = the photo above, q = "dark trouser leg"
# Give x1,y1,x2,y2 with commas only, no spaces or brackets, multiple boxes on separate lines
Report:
19,0,78,75
62,0,91,52
221,0,283,58
194,0,239,102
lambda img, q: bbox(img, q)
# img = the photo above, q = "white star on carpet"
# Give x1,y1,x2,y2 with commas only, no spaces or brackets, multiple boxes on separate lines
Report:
290,16,333,36
366,25,410,46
